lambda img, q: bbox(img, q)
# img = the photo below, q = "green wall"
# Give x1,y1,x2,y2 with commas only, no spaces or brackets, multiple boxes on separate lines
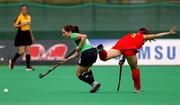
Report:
0,2,179,39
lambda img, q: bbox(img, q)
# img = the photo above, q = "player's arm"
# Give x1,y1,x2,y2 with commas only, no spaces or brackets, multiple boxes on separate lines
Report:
66,50,79,61
14,21,30,28
30,29,35,40
13,16,30,28
64,34,86,61
61,34,87,63
75,34,87,51
60,50,79,64
143,26,176,41
29,17,35,40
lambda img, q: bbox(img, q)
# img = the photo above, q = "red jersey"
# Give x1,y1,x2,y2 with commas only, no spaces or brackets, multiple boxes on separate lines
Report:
112,33,144,50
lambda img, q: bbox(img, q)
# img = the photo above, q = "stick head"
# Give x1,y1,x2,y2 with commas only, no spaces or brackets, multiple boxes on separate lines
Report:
39,74,44,79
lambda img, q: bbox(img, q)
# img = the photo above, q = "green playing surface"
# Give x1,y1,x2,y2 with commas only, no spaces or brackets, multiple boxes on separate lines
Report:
0,65,180,105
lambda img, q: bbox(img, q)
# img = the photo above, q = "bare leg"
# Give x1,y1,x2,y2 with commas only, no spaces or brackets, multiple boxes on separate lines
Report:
126,55,142,92
99,49,122,61
76,65,89,77
18,46,26,55
25,45,30,54
126,55,138,70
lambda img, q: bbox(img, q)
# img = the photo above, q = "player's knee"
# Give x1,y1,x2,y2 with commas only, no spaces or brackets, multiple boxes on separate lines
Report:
99,49,108,61
18,50,25,55
100,55,111,61
26,50,30,54
76,73,80,77
25,48,30,54
76,71,81,77
130,66,138,70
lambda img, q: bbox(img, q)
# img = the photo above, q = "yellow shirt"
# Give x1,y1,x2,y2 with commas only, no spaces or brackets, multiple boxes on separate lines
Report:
14,13,31,31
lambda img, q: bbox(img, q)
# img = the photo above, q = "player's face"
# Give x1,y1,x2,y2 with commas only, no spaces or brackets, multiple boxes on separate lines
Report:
62,29,71,39
21,6,28,15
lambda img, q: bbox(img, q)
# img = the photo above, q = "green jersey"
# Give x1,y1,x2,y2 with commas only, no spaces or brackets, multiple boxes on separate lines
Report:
70,33,93,52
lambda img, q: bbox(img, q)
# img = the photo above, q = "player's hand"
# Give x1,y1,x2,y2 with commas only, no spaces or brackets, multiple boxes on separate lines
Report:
21,21,30,26
75,46,80,52
169,26,176,35
60,58,67,64
149,39,156,43
119,60,125,66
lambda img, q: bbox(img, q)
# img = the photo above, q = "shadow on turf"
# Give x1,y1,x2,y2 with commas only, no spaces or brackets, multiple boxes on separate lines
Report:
55,90,139,94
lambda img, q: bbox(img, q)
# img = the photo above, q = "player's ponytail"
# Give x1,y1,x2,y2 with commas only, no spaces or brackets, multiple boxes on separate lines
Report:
73,25,80,33
138,28,149,34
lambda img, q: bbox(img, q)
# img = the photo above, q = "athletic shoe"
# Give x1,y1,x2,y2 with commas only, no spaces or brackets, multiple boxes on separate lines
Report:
133,89,143,94
8,59,15,70
90,81,101,93
96,44,103,53
25,66,35,71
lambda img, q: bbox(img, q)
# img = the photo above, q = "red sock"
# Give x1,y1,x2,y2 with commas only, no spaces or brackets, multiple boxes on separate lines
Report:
99,49,107,61
132,69,141,90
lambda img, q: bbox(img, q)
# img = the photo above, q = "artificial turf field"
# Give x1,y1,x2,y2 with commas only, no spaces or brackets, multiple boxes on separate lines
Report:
0,65,180,105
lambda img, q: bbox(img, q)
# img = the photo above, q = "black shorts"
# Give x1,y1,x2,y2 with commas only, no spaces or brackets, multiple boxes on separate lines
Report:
14,30,32,47
78,48,97,67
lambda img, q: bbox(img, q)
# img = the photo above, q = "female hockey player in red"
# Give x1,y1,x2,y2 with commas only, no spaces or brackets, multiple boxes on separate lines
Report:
98,26,176,93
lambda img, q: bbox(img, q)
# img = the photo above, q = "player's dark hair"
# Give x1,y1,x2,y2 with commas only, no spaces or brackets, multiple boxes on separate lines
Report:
73,25,80,33
138,28,149,34
138,28,155,42
14,5,28,23
63,25,80,33
14,16,19,23
63,25,73,32
20,5,28,9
